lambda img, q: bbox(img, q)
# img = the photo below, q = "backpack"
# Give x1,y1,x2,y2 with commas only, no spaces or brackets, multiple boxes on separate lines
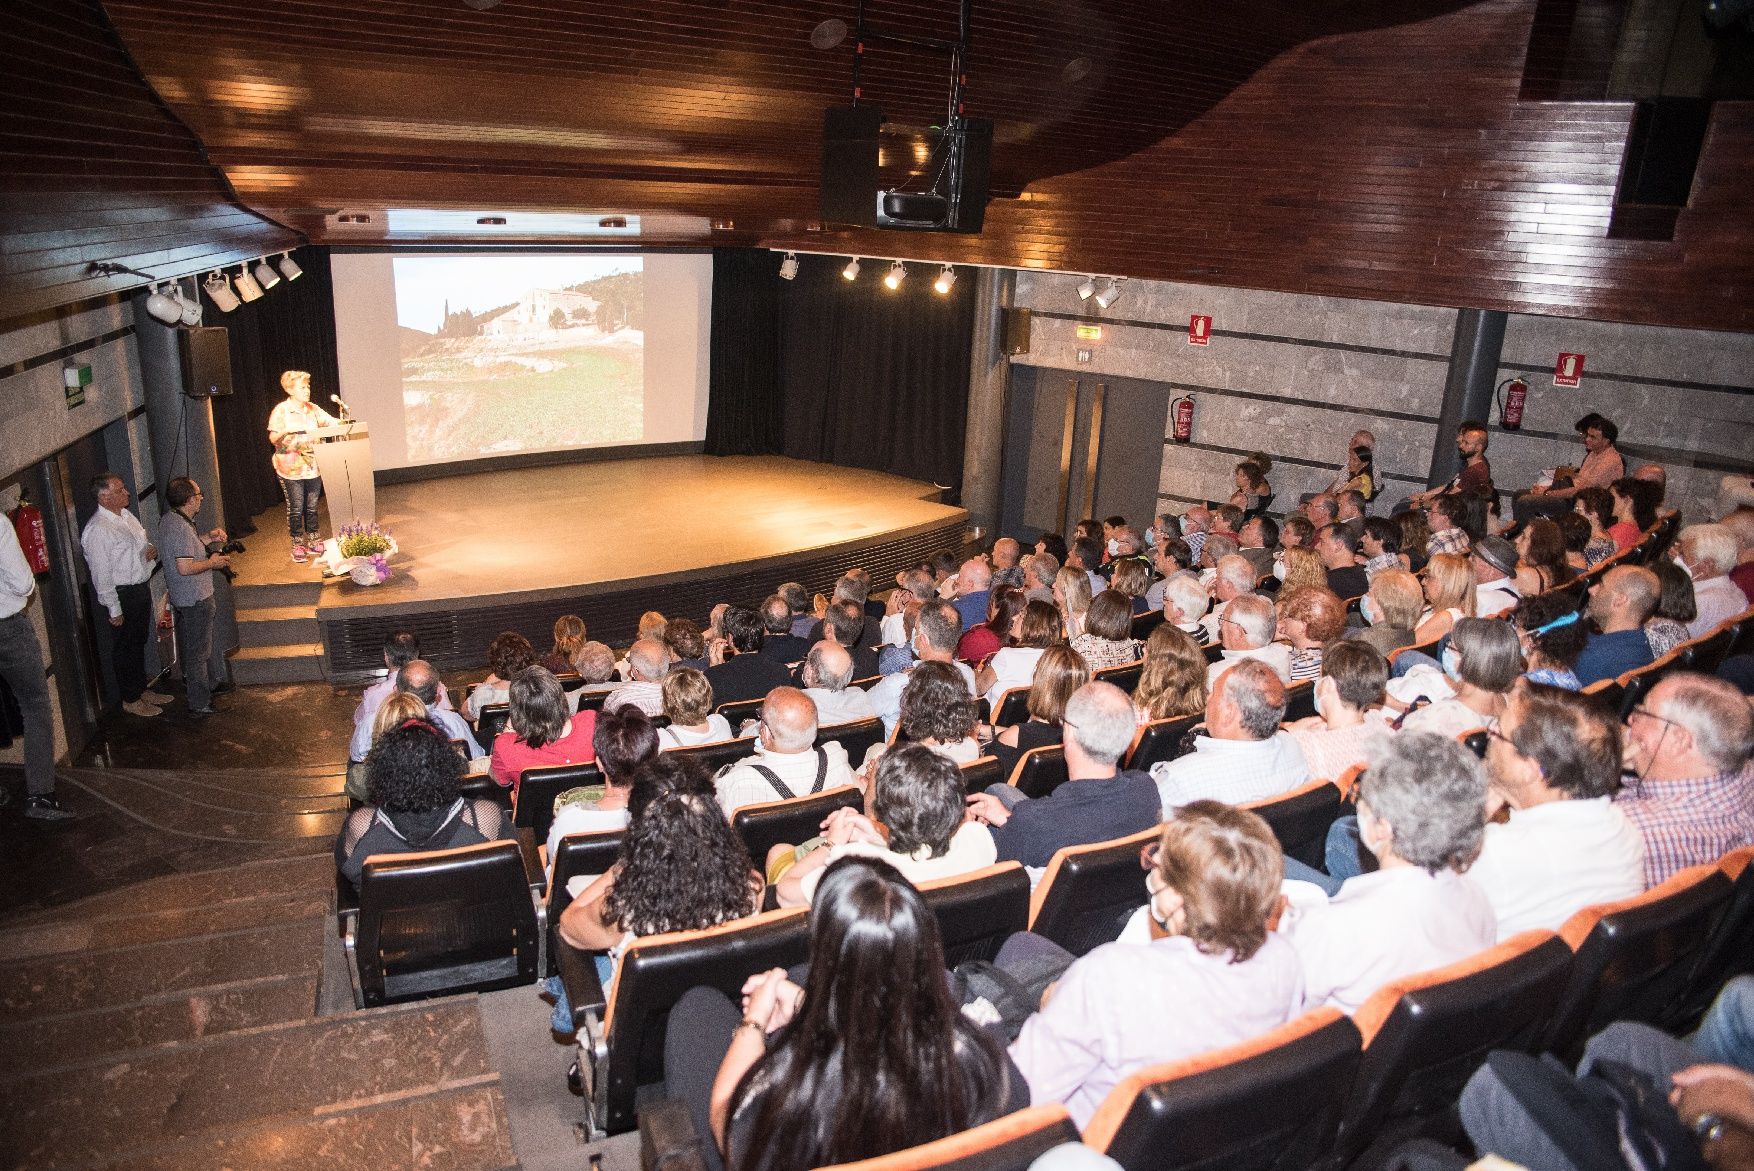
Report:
1481,1051,1709,1171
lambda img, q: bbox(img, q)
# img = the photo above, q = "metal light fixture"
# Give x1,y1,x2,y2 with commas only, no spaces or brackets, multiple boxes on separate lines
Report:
253,257,282,291
1093,278,1124,310
933,264,956,294
1076,276,1097,301
144,284,183,325
177,283,202,326
883,260,907,290
276,252,303,281
779,252,799,280
842,257,861,281
204,270,241,313
233,264,265,303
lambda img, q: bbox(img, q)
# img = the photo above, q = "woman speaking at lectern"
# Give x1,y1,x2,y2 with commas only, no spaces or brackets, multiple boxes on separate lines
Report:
266,369,340,564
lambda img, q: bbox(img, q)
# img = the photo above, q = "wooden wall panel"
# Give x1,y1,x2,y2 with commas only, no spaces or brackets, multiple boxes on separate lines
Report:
0,0,300,323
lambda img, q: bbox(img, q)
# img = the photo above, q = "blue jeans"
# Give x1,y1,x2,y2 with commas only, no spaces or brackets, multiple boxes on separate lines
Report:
546,953,616,1036
1281,816,1371,896
279,475,323,541
1692,975,1754,1072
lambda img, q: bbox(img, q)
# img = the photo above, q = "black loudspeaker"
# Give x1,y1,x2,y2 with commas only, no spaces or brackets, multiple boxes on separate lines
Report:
822,105,883,227
179,327,233,398
1003,308,1031,356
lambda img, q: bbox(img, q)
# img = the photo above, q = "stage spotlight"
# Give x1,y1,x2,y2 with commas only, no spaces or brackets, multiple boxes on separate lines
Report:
233,264,265,303
779,252,799,280
933,264,956,294
144,284,183,326
1094,278,1124,309
253,257,282,291
204,271,241,313
883,260,907,290
276,252,303,281
842,257,861,281
177,285,202,326
1076,276,1097,300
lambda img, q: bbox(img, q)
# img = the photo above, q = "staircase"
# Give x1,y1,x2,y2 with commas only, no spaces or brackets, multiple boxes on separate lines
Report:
0,854,520,1171
231,578,328,686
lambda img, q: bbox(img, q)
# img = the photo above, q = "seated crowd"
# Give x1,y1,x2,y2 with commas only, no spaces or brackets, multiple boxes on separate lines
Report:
338,424,1754,1169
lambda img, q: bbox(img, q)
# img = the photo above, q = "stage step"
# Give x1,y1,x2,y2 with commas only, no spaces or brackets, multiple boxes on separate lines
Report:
232,578,326,610
230,641,327,685
236,603,321,648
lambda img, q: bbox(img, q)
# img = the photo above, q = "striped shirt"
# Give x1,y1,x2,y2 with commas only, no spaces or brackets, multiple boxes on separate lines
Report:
1616,765,1754,887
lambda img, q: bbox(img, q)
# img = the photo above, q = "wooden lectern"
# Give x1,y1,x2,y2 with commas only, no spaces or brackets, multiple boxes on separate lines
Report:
311,422,375,528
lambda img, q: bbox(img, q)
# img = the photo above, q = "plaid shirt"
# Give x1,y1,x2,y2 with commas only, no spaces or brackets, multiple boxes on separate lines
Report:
1615,764,1754,887
1364,552,1400,579
1426,526,1471,558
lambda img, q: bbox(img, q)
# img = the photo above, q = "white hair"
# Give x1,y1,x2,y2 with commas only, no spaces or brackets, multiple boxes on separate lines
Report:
1224,593,1277,648
1214,554,1257,594
1680,524,1738,577
1161,572,1211,625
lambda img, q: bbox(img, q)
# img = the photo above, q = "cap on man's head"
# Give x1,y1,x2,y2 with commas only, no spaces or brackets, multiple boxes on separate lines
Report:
1472,535,1518,578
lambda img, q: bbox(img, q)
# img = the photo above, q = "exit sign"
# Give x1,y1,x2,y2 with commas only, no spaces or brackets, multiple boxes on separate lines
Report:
1075,324,1103,341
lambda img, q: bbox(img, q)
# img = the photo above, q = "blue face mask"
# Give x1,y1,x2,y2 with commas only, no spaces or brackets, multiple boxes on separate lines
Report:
1312,681,1326,717
1359,596,1377,626
1441,646,1461,679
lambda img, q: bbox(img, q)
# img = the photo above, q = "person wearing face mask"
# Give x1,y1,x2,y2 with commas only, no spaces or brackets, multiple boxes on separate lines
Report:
1003,802,1304,1129
1348,569,1422,659
1512,592,1589,691
1398,618,1523,738
1287,641,1391,783
1674,523,1747,639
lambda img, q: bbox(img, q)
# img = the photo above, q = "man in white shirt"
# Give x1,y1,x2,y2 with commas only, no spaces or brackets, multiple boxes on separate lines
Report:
1468,536,1521,618
867,601,976,736
0,513,72,820
397,660,482,758
800,641,874,728
1152,659,1310,812
350,631,452,762
604,638,669,716
1204,593,1293,692
1470,685,1646,939
1199,555,1257,643
79,473,168,717
1674,523,1747,638
714,687,856,816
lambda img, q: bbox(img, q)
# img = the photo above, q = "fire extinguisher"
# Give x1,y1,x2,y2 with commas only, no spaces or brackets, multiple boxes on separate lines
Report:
1171,394,1195,443
11,495,49,575
1497,377,1527,431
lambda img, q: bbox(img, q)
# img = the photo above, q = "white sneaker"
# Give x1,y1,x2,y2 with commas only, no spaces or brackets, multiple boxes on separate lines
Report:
122,698,162,718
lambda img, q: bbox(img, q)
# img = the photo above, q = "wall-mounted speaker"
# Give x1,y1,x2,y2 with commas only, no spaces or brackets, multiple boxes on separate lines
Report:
1003,308,1032,356
179,327,233,398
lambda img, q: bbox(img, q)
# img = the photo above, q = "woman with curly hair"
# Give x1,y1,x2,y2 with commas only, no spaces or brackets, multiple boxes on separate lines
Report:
863,661,983,779
335,718,510,887
664,856,1028,1169
657,667,734,748
1278,546,1327,596
990,645,1088,778
977,598,1064,710
1132,623,1206,723
956,584,1025,666
1573,488,1619,565
465,630,536,721
539,615,588,675
1229,453,1273,516
1277,586,1348,682
1070,590,1142,671
1512,592,1589,691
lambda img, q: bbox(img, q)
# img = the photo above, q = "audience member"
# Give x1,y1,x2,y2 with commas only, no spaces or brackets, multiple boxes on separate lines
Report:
1277,586,1346,683
84,470,168,718
1676,523,1747,637
1229,453,1274,515
866,662,984,776
1645,559,1698,659
664,620,709,671
991,537,1025,589
1108,556,1154,616
1406,421,1492,512
1313,524,1367,600
778,581,813,638
774,745,997,907
1573,487,1619,565
1610,475,1659,545
1288,640,1389,782
957,584,1024,665
1396,509,1433,574
1413,553,1476,644
978,598,1064,709
713,686,855,815
1513,412,1626,524
538,614,588,675
1574,564,1660,686
1068,536,1107,601
1401,617,1521,737
1555,510,1594,572
1721,508,1754,604
353,631,452,736
1512,591,1588,691
989,645,1087,778
1283,732,1494,1013
1133,623,1207,723
336,718,510,887
951,558,994,633
567,641,621,713
1152,659,1309,811
1070,590,1142,672
1304,494,1338,533
965,681,1161,868
1200,555,1259,642
1213,504,1245,539
798,641,875,728
605,637,670,716
1360,516,1404,578
1320,429,1378,500
1020,551,1059,607
820,599,881,679
1512,519,1572,595
1178,507,1211,564
868,600,976,735
397,660,481,757
1156,571,1212,647
490,666,598,793
1236,516,1277,581
1334,490,1368,542
1054,563,1094,639
1469,536,1522,617
1034,531,1070,566
1470,685,1645,937
1350,568,1422,659
1425,494,1472,558
1198,533,1241,577
706,604,794,705
806,575,882,647
1143,539,1192,612
757,594,810,666
465,631,535,721
1278,514,1316,561
1617,673,1754,886
1205,593,1292,690
545,707,661,864
657,667,735,748
1006,803,1302,1128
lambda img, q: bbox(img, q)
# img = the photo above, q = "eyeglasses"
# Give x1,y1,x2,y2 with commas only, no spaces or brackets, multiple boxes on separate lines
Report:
1628,705,1681,733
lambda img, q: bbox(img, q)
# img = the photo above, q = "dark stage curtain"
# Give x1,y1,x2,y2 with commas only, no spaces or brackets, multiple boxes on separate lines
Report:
706,250,974,495
199,246,341,537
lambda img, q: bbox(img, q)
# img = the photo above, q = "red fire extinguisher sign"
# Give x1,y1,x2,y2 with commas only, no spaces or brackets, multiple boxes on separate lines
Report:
1188,315,1212,346
1554,353,1585,388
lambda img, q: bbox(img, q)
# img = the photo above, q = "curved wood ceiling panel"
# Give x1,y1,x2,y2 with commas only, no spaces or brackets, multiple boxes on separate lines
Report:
98,0,1754,332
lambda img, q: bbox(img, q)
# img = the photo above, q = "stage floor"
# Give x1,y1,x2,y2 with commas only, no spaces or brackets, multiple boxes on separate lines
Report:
227,456,966,677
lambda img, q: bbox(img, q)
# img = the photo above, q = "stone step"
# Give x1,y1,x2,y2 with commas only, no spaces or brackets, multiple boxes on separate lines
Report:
94,1076,518,1171
0,972,320,1077
0,887,333,964
0,855,335,929
232,579,326,610
235,604,321,648
229,642,327,685
55,769,346,848
2,995,496,1169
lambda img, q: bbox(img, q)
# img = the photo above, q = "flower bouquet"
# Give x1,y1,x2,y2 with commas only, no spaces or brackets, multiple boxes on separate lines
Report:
323,521,399,584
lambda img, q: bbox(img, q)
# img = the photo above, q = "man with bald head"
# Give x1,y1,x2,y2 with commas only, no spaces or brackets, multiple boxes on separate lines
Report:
951,557,994,632
605,637,671,716
1149,659,1310,812
1575,564,1659,686
991,538,1024,589
800,640,874,727
713,685,855,815
396,659,483,758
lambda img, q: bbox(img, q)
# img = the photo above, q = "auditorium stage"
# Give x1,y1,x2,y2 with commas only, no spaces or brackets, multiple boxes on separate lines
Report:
226,455,968,682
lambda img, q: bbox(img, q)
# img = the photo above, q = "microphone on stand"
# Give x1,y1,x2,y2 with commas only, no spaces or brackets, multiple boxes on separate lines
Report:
331,394,352,421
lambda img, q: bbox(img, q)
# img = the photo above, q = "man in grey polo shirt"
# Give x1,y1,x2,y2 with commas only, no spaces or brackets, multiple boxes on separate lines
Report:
159,477,231,718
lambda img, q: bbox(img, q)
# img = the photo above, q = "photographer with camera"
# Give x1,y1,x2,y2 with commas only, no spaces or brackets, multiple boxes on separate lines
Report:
160,477,232,719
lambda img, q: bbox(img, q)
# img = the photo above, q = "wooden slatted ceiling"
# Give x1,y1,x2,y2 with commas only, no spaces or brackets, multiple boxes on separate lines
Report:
79,0,1754,333
0,0,301,322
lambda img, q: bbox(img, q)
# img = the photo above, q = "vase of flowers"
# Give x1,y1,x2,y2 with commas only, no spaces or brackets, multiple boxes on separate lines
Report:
327,521,398,584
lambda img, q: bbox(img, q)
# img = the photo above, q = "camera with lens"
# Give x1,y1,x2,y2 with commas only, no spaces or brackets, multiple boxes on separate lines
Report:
205,537,245,582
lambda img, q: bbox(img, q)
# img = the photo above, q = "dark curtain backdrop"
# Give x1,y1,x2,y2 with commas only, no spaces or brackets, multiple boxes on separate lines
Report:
200,246,341,537
706,250,974,495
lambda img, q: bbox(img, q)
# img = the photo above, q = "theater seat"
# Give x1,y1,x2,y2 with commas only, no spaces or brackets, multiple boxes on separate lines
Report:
731,785,863,869
1333,931,1573,1168
667,735,758,776
811,1105,1079,1171
1239,780,1345,870
716,695,767,726
475,702,511,743
1124,712,1203,773
516,760,605,859
1680,621,1738,675
1547,862,1734,1061
1094,660,1145,695
959,756,1005,793
1008,745,1069,799
820,716,884,764
561,908,811,1139
1130,611,1165,641
1083,1008,1363,1171
576,690,611,714
918,863,1031,966
345,839,541,1009
1282,679,1317,722
1028,826,1160,956
1674,845,1754,1029
992,687,1031,728
544,829,624,976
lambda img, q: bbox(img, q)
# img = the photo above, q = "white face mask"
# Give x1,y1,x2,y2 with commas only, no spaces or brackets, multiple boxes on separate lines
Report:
1441,646,1462,679
1359,596,1377,626
1312,680,1327,717
1107,538,1120,556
